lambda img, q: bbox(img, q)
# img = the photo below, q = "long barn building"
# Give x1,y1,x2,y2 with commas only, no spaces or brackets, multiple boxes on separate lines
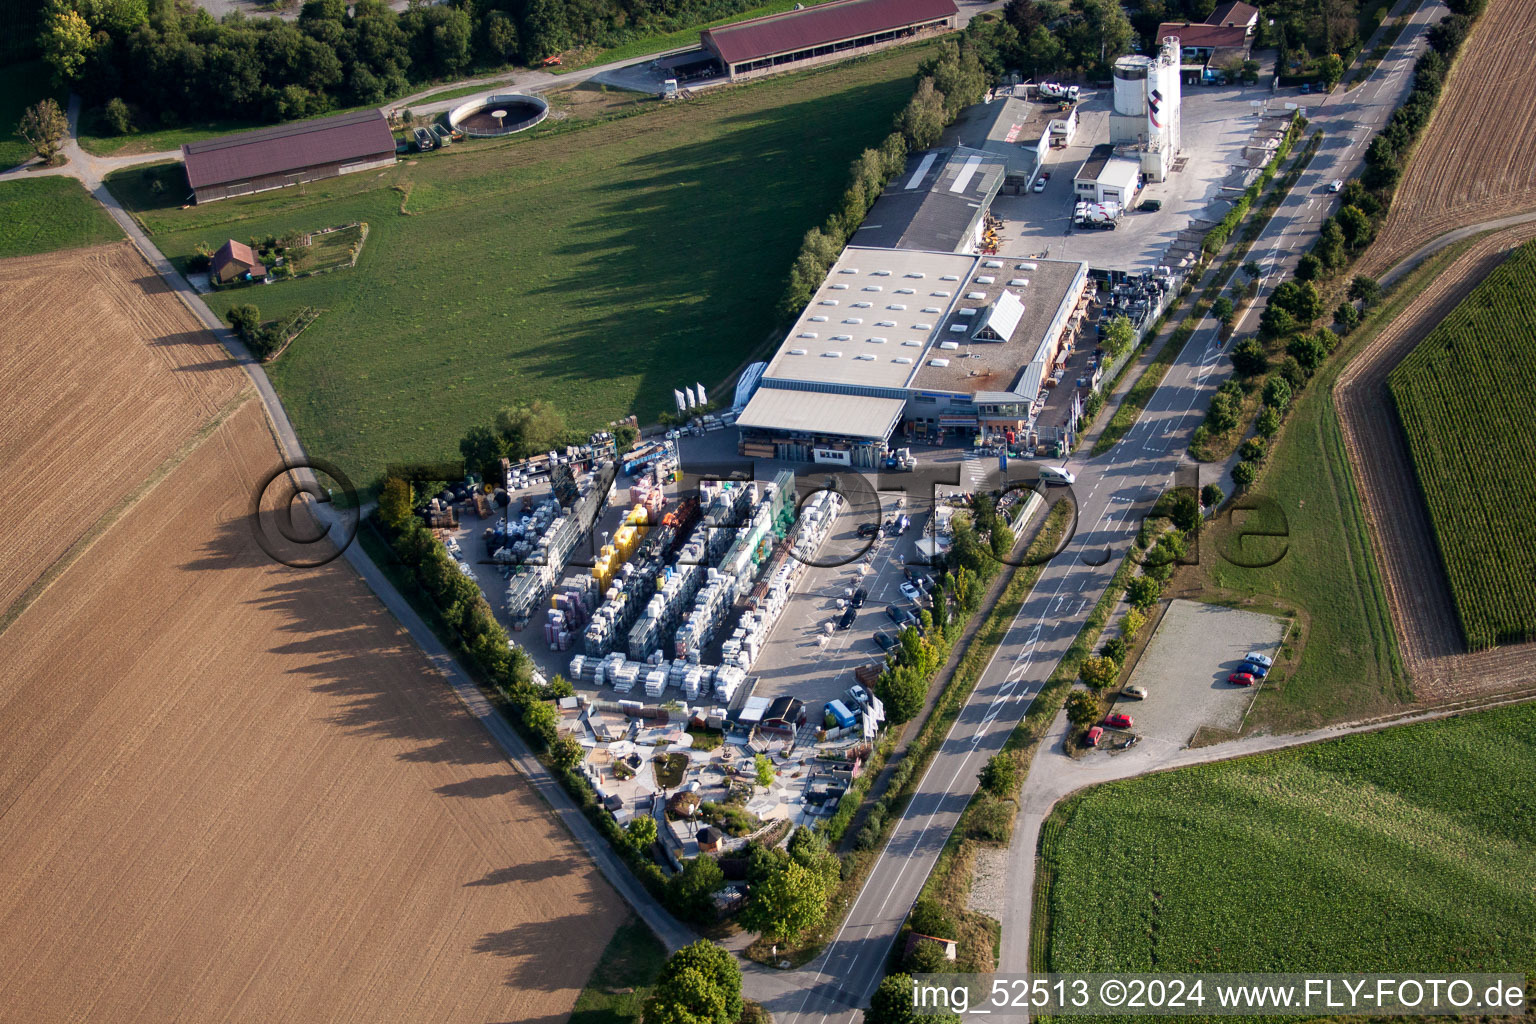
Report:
181,110,397,204
701,0,958,82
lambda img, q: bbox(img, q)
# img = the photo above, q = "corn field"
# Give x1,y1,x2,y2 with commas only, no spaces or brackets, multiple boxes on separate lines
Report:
1388,241,1536,650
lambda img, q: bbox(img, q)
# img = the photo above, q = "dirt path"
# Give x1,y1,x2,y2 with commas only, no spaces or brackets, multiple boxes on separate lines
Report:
1336,223,1536,699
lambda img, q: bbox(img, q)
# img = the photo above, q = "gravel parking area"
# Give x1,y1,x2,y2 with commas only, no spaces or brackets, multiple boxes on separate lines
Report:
1109,599,1288,746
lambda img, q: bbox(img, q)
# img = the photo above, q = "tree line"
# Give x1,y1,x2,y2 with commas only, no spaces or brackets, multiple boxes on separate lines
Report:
38,0,770,130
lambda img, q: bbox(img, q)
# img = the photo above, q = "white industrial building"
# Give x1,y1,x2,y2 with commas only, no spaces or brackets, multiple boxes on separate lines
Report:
1074,144,1142,207
1108,37,1183,181
969,90,1075,194
736,246,1090,465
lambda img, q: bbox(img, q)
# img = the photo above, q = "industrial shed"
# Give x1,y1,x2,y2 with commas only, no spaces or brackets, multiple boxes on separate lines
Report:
181,110,397,204
701,0,958,82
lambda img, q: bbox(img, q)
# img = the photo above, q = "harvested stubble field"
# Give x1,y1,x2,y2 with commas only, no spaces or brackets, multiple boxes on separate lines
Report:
1336,223,1536,699
1362,0,1536,274
0,246,619,1022
0,242,245,623
1042,702,1536,988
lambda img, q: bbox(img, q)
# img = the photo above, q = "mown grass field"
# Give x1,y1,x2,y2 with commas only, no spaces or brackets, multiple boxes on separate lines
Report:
1388,241,1536,650
1043,701,1536,980
569,916,668,1024
109,44,934,488
0,178,123,258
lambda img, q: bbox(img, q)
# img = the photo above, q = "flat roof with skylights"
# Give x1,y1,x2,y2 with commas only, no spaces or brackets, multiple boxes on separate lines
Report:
762,246,979,390
911,255,1087,397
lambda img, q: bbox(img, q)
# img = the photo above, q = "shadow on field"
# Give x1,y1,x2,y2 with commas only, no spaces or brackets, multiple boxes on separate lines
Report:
463,859,576,887
146,327,243,375
508,77,916,419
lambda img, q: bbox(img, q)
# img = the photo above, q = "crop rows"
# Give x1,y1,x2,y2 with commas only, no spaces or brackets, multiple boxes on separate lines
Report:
1387,241,1536,650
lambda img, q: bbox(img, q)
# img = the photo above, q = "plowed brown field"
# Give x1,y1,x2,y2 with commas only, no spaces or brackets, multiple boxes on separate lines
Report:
1336,224,1536,700
1362,0,1536,274
0,248,619,1022
0,242,246,619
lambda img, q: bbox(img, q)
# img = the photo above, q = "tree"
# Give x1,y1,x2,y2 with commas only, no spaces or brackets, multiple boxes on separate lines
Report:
1206,391,1240,433
1333,301,1361,332
644,940,742,1024
753,754,776,789
543,674,574,699
895,77,947,151
550,735,583,771
989,520,1015,561
1233,459,1258,489
877,662,928,725
1078,654,1120,690
1258,303,1297,341
627,815,658,849
1243,260,1262,280
787,825,828,866
495,399,566,458
1065,690,1100,728
1349,275,1380,307
908,898,958,941
1315,219,1347,270
17,99,69,164
1201,483,1225,508
459,425,506,482
1286,332,1328,371
1336,205,1374,250
739,860,828,943
522,700,557,746
979,753,1018,798
1020,25,1065,80
41,5,94,83
378,476,414,532
102,97,132,135
1165,491,1201,534
666,856,724,924
1261,376,1292,410
519,0,569,62
1212,296,1234,325
1120,606,1147,640
1256,406,1282,438
1103,314,1136,359
904,940,950,974
1231,338,1269,377
1317,52,1345,90
1125,575,1161,610
1240,438,1267,462
1294,253,1323,282
227,304,261,338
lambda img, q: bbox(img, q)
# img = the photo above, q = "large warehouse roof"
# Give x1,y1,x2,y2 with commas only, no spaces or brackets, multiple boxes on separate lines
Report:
853,147,1004,253
764,246,978,390
182,110,396,189
703,0,958,65
736,388,906,440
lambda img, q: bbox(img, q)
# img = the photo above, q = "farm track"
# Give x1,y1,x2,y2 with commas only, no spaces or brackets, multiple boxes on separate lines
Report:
0,242,246,616
1363,0,1536,274
1336,223,1536,700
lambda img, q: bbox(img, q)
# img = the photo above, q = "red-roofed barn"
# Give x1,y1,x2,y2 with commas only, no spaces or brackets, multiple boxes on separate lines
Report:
181,110,397,204
702,0,958,82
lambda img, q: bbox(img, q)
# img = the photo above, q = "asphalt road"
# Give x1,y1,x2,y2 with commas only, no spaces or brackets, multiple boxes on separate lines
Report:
746,3,1444,1020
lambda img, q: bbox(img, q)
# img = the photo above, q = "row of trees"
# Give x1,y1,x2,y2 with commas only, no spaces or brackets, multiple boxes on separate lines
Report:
39,0,768,130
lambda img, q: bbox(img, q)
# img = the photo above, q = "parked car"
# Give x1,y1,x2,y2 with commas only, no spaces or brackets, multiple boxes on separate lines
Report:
1228,671,1258,686
1105,712,1134,729
885,604,905,624
851,586,868,609
1032,176,1047,193
1140,198,1163,212
848,684,871,706
899,581,923,603
1244,651,1274,668
887,605,919,629
1085,726,1105,747
1122,684,1148,700
837,605,857,630
873,630,898,652
857,521,880,538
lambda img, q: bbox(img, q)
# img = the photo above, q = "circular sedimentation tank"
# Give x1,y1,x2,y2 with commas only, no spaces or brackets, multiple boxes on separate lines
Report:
447,93,549,138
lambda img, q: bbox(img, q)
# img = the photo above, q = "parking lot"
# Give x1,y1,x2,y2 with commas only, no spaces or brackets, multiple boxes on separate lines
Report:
990,83,1293,273
1106,599,1288,748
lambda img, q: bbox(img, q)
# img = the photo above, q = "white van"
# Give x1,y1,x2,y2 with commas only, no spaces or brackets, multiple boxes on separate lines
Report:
1039,465,1076,486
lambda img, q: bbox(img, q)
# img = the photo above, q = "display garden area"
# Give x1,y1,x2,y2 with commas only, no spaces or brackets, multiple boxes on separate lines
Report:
108,45,934,489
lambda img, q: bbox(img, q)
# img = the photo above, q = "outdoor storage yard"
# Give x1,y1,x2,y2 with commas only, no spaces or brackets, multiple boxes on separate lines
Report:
1108,599,1288,749
107,43,939,490
0,246,618,1022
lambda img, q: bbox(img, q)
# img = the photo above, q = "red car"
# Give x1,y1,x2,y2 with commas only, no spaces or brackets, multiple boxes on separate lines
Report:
1228,671,1257,686
1105,712,1133,729
1085,726,1104,747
